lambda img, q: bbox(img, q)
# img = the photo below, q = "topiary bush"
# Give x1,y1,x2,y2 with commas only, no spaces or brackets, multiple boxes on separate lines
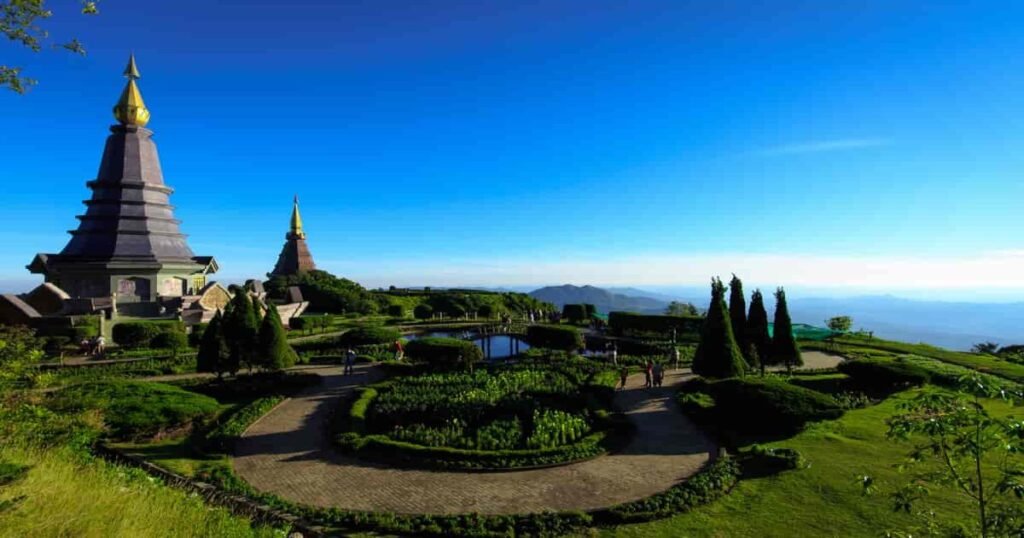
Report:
338,326,401,347
111,321,185,349
151,331,189,351
413,304,433,320
405,337,482,370
837,356,931,390
526,325,582,351
386,304,405,318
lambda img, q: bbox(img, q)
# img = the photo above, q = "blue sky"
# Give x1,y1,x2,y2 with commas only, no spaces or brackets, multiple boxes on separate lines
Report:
2,1,1024,296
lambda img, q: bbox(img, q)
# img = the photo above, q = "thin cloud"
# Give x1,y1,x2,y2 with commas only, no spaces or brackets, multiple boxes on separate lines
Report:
759,138,891,156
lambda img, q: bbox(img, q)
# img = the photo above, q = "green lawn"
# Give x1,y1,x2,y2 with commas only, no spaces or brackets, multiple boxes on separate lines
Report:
603,390,1020,538
0,445,275,538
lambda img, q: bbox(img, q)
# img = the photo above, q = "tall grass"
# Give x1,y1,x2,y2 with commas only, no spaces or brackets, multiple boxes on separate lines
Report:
0,445,277,538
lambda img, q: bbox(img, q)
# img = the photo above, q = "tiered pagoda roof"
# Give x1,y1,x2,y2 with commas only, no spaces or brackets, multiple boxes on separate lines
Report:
270,196,316,276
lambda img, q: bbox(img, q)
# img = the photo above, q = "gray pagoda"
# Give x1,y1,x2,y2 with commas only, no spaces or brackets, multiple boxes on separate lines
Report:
27,55,217,317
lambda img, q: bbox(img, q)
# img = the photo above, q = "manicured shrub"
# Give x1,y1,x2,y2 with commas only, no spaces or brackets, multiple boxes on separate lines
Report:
837,357,931,389
174,372,320,401
692,278,746,379
47,380,219,440
413,303,433,320
257,303,297,371
608,311,703,337
526,324,582,351
771,287,803,370
202,395,284,453
404,337,482,369
151,330,188,351
699,377,844,436
386,304,405,318
562,304,588,323
746,289,771,375
197,311,235,378
477,304,495,318
338,326,401,347
187,323,208,347
111,321,185,349
739,445,805,478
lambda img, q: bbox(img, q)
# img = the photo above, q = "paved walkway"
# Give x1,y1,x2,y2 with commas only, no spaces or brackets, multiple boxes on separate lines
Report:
232,365,717,515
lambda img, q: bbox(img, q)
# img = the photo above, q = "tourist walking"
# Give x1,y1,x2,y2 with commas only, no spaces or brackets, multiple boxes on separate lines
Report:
671,346,681,371
393,339,404,361
619,367,629,390
610,343,618,366
93,335,106,356
644,360,654,388
653,362,664,387
344,347,356,375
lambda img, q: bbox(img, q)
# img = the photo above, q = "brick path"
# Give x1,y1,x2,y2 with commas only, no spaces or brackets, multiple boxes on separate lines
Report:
232,365,717,515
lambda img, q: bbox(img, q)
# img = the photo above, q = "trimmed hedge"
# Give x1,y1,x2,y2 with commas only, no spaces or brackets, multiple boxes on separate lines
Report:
338,326,401,347
679,377,843,440
525,325,582,351
111,320,186,349
592,457,739,524
837,356,931,390
386,304,405,317
562,304,588,323
405,337,483,369
608,311,702,337
151,331,189,351
203,396,285,453
288,315,333,334
413,304,434,320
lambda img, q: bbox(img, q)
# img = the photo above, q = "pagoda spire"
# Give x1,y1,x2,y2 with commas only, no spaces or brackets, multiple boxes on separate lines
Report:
113,53,151,127
289,195,306,239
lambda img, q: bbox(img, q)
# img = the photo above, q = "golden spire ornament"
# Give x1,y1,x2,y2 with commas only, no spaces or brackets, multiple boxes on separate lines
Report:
290,195,306,239
112,53,151,127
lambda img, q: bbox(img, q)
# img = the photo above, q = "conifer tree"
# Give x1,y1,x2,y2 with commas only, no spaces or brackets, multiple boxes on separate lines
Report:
772,287,803,373
223,289,260,373
692,277,746,379
745,289,772,376
196,311,231,379
728,274,750,366
258,303,297,371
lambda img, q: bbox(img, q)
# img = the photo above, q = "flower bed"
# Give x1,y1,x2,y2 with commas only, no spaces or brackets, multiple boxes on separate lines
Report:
334,362,631,470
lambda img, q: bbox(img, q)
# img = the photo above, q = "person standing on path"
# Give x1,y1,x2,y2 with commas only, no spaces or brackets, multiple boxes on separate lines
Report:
653,362,664,387
610,343,618,366
644,360,654,388
671,346,681,371
344,347,356,375
619,366,629,390
393,339,404,361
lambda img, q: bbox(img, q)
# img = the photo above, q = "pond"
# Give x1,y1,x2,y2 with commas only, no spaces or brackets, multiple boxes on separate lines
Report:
403,330,531,360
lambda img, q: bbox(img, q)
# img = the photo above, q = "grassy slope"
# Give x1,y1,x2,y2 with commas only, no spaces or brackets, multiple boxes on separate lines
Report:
0,446,275,538
604,390,1019,538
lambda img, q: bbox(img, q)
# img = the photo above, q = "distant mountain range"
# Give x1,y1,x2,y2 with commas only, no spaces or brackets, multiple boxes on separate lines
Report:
528,284,1024,351
528,285,671,315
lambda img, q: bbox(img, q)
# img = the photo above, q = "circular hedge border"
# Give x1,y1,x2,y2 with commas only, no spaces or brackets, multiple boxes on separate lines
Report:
331,369,634,471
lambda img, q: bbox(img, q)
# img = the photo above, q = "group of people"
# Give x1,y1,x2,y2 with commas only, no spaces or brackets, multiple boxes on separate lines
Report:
78,335,106,357
617,360,667,390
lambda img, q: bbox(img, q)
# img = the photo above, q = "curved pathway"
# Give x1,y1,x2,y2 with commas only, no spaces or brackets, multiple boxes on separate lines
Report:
232,365,717,515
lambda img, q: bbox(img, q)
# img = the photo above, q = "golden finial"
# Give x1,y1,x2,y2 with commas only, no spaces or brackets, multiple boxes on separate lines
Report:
113,53,151,127
290,196,306,239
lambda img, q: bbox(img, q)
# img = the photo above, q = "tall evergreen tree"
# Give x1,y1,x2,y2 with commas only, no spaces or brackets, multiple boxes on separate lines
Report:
692,278,746,379
223,289,260,373
745,289,771,376
772,287,803,373
258,303,297,371
728,274,750,366
196,311,231,379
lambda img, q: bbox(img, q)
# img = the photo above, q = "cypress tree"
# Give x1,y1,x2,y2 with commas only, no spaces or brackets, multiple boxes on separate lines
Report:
692,277,746,379
258,303,297,371
196,311,230,379
745,289,771,376
223,290,260,373
772,287,803,373
728,274,750,366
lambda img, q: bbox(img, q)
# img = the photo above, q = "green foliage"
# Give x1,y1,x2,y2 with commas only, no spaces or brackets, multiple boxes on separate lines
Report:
681,377,844,442
112,321,185,349
172,372,320,402
477,304,495,318
608,311,703,339
826,315,853,333
881,377,1024,538
665,301,700,316
837,356,931,390
0,1,100,93
386,304,405,317
771,287,803,370
526,408,589,448
288,314,332,334
265,269,377,314
745,289,771,375
526,324,583,351
593,457,740,524
196,311,233,378
256,303,297,371
187,323,208,348
150,331,188,353
728,274,748,361
562,304,588,323
202,396,285,453
692,278,746,379
338,326,401,347
1,326,44,391
222,291,260,371
47,380,219,440
413,303,434,320
404,337,483,370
